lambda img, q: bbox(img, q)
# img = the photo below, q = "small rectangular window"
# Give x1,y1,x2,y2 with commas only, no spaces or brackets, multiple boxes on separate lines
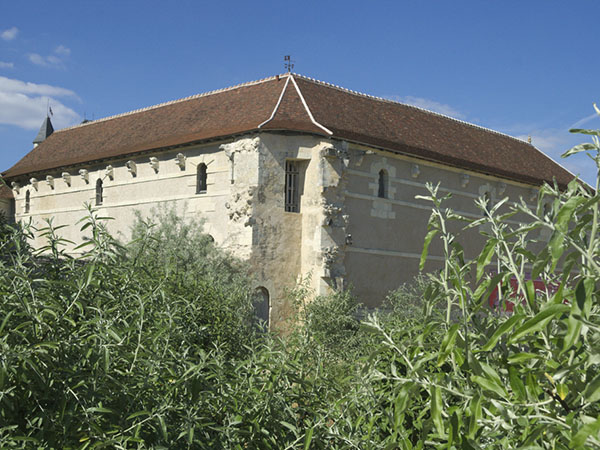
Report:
285,160,300,212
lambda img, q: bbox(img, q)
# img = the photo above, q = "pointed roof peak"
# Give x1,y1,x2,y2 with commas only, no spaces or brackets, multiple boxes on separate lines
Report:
258,73,332,135
33,116,54,145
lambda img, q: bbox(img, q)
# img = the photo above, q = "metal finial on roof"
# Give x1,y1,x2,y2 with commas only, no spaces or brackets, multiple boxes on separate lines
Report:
528,135,532,144
284,55,294,73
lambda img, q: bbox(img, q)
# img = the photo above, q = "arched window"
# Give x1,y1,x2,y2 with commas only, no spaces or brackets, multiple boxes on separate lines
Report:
196,163,207,194
25,190,30,214
95,179,103,206
253,287,270,329
378,169,388,198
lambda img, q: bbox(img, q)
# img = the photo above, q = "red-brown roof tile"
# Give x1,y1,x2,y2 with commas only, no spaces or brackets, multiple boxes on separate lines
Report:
0,183,13,200
294,76,574,188
3,73,576,188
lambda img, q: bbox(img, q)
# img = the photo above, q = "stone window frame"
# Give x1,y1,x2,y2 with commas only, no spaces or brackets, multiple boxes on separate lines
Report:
24,190,30,214
369,157,396,219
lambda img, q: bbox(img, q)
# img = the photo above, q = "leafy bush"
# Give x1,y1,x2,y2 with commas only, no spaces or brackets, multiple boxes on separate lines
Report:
3,119,600,448
383,274,440,323
300,289,362,355
128,205,256,356
354,124,600,448
0,206,263,448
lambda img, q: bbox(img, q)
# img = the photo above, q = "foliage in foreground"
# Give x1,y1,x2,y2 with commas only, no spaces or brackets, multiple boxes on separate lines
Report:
1,121,600,448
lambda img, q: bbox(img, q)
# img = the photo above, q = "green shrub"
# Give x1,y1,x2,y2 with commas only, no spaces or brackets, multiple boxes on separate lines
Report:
3,118,600,448
127,204,256,356
354,122,600,448
383,274,440,322
0,206,263,448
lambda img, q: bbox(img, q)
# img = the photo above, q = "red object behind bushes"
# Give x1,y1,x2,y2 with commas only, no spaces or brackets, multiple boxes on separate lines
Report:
488,276,560,313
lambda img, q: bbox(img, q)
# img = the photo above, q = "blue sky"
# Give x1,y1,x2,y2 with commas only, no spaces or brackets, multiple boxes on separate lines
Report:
1,1,599,184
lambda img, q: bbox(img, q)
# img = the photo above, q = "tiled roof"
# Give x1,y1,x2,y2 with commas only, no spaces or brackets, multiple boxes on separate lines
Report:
0,183,13,199
3,73,576,187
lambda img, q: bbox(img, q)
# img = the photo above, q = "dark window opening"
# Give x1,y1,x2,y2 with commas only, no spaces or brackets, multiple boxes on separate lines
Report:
25,190,30,214
378,169,388,198
96,179,103,206
253,287,270,329
196,163,207,194
285,160,300,212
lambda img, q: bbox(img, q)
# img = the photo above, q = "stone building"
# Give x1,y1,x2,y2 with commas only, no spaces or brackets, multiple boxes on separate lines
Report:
1,73,576,325
0,184,14,221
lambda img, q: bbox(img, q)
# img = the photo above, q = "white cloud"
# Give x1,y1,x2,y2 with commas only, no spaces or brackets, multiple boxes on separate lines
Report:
54,45,71,56
0,62,14,69
0,76,79,98
28,46,71,69
385,95,466,120
569,111,600,129
0,76,80,130
46,55,61,65
28,53,46,66
28,53,64,68
1,27,18,41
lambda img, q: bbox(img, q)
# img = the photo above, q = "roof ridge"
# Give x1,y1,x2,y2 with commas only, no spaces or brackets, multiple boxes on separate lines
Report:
55,74,283,134
257,75,291,129
288,75,332,135
290,72,531,146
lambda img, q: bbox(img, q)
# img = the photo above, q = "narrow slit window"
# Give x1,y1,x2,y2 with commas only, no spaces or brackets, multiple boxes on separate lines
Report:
25,190,30,213
96,179,103,206
378,169,388,198
285,160,300,212
196,163,207,193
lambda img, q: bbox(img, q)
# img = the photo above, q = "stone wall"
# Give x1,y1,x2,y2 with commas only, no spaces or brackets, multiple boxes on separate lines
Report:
11,140,245,252
340,144,546,307
7,131,550,324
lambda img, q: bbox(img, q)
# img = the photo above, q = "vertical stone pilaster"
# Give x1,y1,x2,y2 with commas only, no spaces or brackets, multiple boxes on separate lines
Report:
220,137,261,259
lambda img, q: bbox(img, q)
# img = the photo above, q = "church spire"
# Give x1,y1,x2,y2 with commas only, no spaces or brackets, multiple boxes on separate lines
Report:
33,116,54,147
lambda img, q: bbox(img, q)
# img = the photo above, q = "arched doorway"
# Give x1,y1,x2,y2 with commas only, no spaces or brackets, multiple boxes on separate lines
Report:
253,286,270,329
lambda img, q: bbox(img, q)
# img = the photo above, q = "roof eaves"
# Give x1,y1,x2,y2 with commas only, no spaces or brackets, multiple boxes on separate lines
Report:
1,129,262,180
331,132,569,189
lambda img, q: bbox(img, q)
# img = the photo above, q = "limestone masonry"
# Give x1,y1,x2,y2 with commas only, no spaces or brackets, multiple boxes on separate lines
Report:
1,73,577,326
